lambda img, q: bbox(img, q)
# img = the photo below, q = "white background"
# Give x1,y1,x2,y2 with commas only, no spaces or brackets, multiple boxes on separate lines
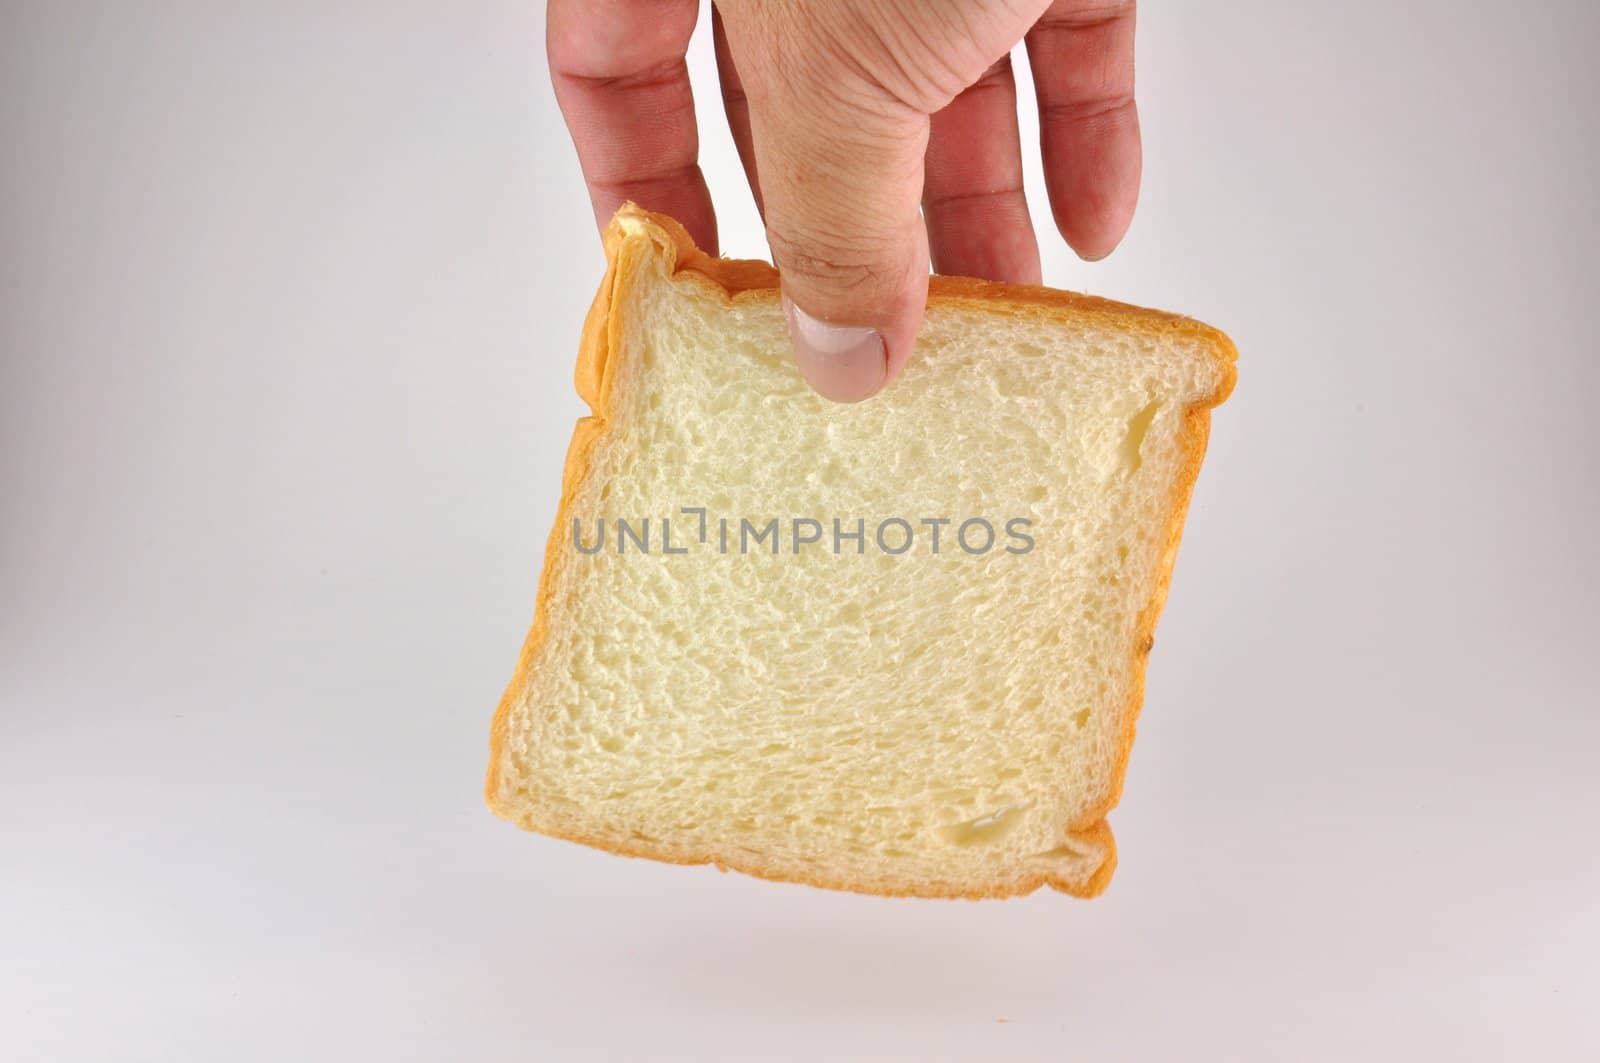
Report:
3,2,1597,1059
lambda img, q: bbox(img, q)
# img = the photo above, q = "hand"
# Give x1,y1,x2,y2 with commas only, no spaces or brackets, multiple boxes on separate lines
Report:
549,1,1140,402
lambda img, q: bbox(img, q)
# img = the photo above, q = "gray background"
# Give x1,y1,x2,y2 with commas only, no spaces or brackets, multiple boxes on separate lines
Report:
3,1,1596,1059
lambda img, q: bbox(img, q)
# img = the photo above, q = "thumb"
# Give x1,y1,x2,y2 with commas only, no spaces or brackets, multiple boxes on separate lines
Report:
728,27,931,402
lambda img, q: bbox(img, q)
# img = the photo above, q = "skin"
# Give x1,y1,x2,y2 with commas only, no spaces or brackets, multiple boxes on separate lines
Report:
549,0,1141,402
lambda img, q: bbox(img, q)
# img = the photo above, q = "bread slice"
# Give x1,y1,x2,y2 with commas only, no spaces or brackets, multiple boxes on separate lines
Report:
486,205,1235,899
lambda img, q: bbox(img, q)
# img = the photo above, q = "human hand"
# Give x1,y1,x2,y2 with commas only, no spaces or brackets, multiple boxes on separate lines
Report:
549,1,1140,401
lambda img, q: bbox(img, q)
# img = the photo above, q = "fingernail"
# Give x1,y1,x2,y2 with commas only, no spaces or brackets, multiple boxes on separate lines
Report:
782,295,886,403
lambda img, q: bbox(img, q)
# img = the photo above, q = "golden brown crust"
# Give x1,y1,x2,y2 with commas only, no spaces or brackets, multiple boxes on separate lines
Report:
486,203,1235,900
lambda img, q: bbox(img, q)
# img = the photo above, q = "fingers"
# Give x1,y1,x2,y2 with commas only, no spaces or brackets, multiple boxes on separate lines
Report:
547,0,717,253
712,5,762,216
922,56,1042,285
1025,0,1141,260
719,11,931,404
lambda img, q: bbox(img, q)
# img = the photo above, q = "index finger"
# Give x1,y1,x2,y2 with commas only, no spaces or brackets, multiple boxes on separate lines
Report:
548,0,718,253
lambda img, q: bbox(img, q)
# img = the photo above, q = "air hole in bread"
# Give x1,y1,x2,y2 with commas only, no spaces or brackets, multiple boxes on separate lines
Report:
940,804,1028,847
1120,400,1161,476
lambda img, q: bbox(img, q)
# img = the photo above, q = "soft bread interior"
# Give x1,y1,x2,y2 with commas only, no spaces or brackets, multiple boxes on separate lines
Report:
489,214,1233,898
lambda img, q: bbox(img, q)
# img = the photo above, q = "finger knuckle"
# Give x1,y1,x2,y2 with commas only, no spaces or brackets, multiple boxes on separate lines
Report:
765,219,919,303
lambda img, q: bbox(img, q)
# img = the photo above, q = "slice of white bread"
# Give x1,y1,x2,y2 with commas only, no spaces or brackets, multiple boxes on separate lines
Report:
487,205,1236,899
